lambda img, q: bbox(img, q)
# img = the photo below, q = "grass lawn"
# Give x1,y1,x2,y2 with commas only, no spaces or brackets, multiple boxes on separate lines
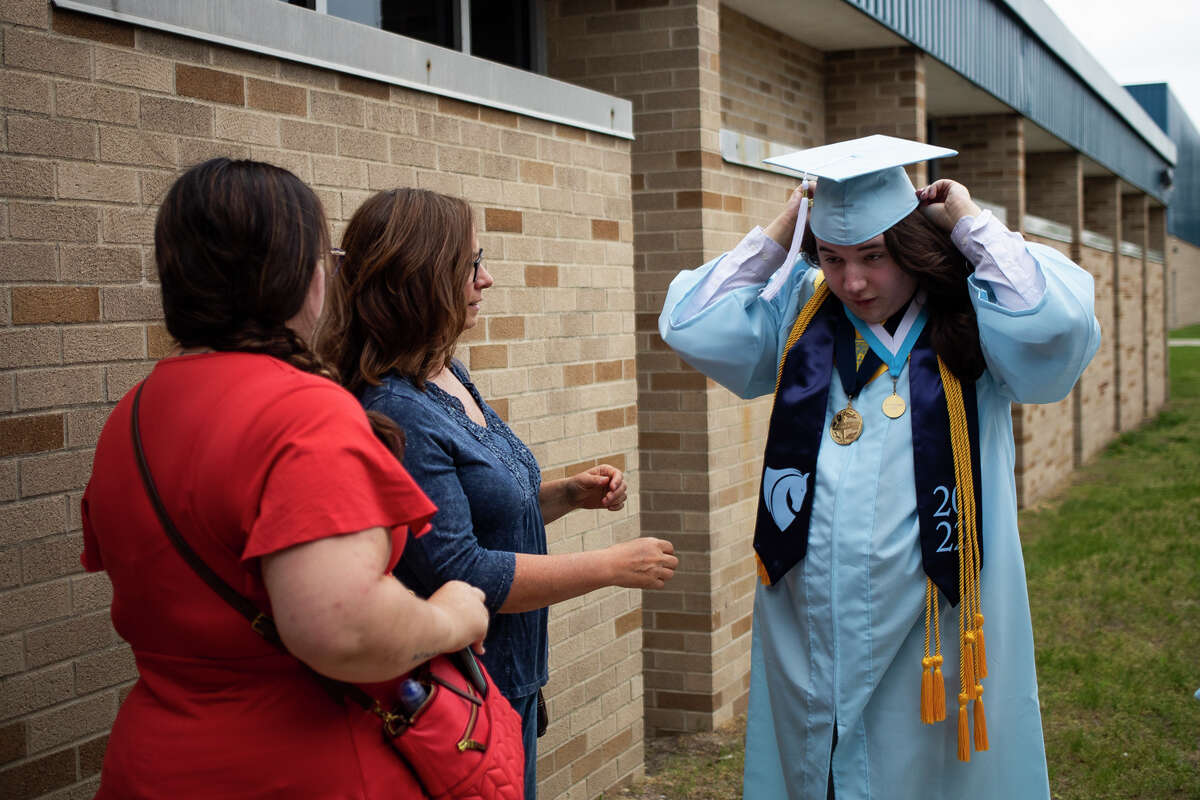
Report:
618,347,1200,800
1023,345,1200,799
1169,323,1200,338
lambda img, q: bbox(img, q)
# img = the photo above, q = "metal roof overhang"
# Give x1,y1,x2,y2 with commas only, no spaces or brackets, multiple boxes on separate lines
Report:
723,0,1175,203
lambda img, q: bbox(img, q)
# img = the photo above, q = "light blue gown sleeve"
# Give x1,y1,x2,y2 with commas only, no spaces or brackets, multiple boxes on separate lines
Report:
968,241,1101,403
658,254,816,400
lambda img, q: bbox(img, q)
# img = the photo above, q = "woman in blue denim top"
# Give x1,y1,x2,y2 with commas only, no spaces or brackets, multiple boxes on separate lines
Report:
319,188,679,799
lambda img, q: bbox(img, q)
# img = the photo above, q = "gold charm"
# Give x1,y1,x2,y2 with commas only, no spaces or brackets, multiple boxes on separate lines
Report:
882,392,906,419
830,404,863,445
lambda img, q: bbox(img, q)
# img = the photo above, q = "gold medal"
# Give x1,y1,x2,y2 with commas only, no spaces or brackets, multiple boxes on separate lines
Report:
882,392,906,419
830,404,863,445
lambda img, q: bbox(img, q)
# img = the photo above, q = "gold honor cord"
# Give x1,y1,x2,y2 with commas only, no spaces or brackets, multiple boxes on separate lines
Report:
921,355,988,761
773,277,829,395
757,277,831,585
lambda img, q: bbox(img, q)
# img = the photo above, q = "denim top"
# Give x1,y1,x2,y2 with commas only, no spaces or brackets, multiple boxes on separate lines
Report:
360,361,548,698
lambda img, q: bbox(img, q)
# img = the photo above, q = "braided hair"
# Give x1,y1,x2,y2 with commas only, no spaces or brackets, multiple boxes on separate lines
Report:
155,158,404,454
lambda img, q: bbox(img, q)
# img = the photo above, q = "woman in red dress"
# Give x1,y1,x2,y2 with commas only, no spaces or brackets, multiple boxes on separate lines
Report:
81,158,490,798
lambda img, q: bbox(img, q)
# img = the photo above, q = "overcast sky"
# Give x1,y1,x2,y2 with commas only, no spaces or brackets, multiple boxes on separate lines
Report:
1041,0,1200,126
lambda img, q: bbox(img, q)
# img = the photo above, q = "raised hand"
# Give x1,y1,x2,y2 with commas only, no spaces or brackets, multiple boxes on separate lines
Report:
566,464,627,511
916,179,982,232
764,181,816,248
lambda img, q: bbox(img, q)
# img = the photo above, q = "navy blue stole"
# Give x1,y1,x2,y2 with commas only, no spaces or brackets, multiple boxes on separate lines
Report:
753,289,983,605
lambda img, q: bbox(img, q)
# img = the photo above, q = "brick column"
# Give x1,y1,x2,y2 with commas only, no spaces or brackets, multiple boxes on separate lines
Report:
1080,176,1120,461
547,0,732,739
1026,152,1083,257
826,46,927,185
931,114,1025,229
1016,152,1081,498
1146,204,1168,413
1119,192,1148,429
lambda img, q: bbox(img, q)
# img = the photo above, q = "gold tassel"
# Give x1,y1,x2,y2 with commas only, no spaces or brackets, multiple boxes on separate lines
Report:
920,579,936,724
962,634,976,697
755,554,771,586
920,658,935,724
957,694,971,762
932,656,947,722
974,612,988,679
973,687,989,751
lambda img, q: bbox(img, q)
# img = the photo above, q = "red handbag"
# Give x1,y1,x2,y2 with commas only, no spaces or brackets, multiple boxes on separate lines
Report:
386,655,525,800
130,381,525,800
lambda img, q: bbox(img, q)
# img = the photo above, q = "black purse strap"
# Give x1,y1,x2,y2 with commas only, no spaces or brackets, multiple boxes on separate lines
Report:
130,380,383,715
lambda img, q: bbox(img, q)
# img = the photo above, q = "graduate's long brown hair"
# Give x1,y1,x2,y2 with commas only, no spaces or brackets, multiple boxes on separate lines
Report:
803,210,986,382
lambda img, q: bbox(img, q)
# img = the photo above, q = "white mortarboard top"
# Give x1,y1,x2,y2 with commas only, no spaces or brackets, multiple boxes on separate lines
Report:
764,135,957,246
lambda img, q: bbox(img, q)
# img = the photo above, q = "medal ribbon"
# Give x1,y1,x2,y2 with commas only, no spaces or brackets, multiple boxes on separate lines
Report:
833,311,884,401
845,300,928,381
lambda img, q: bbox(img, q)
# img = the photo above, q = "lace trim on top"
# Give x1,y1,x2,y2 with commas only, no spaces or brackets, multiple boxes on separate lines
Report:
419,361,542,504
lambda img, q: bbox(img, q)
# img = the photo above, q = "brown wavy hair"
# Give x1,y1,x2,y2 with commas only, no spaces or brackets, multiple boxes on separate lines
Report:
155,158,404,454
803,209,986,382
319,188,476,396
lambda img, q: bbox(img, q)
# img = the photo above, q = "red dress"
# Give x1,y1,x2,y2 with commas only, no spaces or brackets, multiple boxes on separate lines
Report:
82,352,437,798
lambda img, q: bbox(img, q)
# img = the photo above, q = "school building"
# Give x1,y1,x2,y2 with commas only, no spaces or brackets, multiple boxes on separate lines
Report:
1,1,1197,798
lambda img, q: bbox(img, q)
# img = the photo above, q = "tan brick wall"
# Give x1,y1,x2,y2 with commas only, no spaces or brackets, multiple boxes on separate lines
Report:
719,6,823,147
1076,244,1117,464
1012,234,1077,506
825,46,927,186
1145,205,1167,415
547,0,739,740
1120,194,1149,430
1145,253,1166,416
1027,152,1083,234
1167,234,1200,329
1084,176,1122,434
1084,177,1120,237
1,5,639,799
933,114,1025,226
1116,253,1147,431
1011,392,1075,507
1024,154,1086,491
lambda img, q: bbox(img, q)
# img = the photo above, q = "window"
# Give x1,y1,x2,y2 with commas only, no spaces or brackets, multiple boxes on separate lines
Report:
282,0,543,72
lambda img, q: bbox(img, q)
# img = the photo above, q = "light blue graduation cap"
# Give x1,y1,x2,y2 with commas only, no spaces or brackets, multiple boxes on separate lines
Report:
764,135,957,245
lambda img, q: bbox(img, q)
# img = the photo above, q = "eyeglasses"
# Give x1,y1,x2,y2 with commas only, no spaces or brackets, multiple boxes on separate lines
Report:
471,248,484,283
330,247,346,276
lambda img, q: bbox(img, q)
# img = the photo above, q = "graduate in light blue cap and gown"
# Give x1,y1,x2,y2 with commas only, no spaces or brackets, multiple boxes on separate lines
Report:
659,135,1101,800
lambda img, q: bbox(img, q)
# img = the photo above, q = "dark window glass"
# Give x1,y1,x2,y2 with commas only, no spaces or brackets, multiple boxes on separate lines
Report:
315,1,541,73
381,1,458,50
471,0,533,71
283,0,316,8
